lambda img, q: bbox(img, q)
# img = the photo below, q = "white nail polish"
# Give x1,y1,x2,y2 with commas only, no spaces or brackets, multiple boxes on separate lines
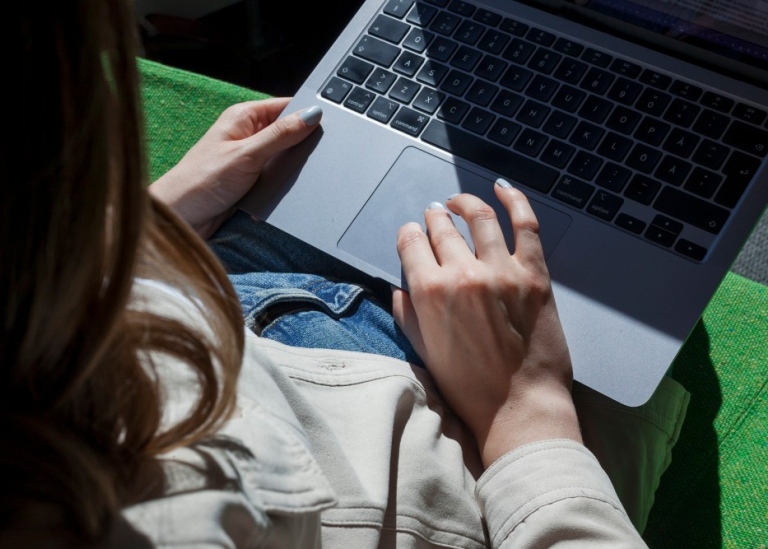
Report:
299,105,322,126
427,201,447,211
495,178,513,189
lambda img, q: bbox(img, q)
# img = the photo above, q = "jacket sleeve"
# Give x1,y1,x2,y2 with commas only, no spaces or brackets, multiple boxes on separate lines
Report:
475,439,648,549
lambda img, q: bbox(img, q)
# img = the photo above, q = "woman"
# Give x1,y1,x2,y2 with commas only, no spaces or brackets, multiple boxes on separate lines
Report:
3,0,688,546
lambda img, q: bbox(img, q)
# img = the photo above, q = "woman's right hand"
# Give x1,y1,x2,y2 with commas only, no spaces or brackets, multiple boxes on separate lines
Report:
392,180,582,468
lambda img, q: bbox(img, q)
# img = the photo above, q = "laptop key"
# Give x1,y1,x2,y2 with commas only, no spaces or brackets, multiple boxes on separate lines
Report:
587,189,623,220
554,58,588,85
607,77,643,106
421,120,559,192
502,39,536,65
580,67,615,95
582,48,612,68
426,36,458,61
403,28,435,52
321,77,353,103
692,109,729,139
543,110,577,138
513,128,548,156
654,186,730,234
389,76,421,103
715,151,762,208
568,151,603,180
462,107,496,134
609,59,642,78
723,120,768,157
644,225,677,247
430,11,462,35
615,213,646,234
626,143,661,173
478,29,510,54
412,87,446,114
655,155,691,185
367,96,400,123
338,56,374,84
663,98,700,128
675,239,707,261
596,162,632,192
436,96,470,123
344,87,376,113
553,38,584,57
639,70,672,90
635,88,671,116
527,27,556,47
369,14,410,44
683,167,722,199
625,174,661,205
606,105,641,134
488,118,522,146
384,0,415,18
474,9,502,27
354,35,400,67
552,175,595,208
390,106,430,136
733,103,767,125
365,68,397,93
393,50,425,76
701,91,734,113
663,128,700,159
692,140,729,170
540,139,575,168
448,0,475,16
670,81,703,101
407,2,438,25
454,20,485,45
416,60,449,86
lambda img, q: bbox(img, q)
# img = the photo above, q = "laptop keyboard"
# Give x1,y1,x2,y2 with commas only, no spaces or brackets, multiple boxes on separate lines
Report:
319,0,768,261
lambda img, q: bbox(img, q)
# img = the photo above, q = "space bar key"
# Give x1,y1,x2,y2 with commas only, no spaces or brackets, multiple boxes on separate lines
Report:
421,120,558,193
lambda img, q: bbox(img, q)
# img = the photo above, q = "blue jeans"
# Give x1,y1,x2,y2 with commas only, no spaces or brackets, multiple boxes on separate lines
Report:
208,211,423,366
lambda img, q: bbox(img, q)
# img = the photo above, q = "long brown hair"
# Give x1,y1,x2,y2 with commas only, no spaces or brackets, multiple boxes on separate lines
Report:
2,0,243,542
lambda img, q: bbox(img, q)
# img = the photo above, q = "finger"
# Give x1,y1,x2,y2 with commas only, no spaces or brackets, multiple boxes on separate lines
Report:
218,98,292,137
445,193,509,264
240,104,323,161
493,179,546,267
424,202,475,265
397,222,437,278
391,287,427,361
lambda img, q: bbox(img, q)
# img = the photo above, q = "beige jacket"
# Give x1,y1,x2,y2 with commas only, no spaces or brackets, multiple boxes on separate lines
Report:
115,281,688,548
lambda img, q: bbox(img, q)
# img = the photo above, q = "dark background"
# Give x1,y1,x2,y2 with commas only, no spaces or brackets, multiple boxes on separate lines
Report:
139,0,364,97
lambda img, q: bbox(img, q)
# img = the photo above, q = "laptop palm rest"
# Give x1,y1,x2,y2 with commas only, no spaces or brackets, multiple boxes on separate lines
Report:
338,147,571,283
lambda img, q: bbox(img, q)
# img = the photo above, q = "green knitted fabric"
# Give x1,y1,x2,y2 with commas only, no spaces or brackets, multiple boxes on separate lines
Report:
645,273,768,549
138,57,768,549
139,58,270,183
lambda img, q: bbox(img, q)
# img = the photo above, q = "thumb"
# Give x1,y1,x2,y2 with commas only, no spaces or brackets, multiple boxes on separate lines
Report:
241,105,323,161
392,287,427,361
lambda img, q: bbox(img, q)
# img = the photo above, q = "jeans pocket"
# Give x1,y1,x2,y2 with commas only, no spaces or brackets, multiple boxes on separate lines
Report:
229,272,366,336
228,272,422,365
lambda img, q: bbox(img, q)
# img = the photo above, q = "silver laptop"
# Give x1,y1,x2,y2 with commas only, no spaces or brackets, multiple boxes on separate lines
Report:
238,0,768,406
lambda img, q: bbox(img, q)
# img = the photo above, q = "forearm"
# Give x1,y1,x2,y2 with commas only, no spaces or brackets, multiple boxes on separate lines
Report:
477,384,583,468
148,167,231,239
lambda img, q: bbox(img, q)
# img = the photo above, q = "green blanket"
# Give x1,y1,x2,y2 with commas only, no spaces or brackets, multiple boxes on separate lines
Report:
138,57,768,549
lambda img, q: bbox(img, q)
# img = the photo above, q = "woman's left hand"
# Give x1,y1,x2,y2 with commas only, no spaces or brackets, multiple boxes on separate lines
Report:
149,98,322,239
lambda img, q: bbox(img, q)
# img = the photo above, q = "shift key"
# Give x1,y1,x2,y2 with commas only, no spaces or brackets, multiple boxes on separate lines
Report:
654,187,730,234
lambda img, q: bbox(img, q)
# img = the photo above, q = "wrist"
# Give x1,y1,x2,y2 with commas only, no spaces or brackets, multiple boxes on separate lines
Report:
476,384,582,468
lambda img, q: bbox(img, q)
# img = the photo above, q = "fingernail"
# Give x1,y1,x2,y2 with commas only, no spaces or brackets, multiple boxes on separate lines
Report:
299,105,323,126
446,193,460,201
495,178,513,189
427,201,447,211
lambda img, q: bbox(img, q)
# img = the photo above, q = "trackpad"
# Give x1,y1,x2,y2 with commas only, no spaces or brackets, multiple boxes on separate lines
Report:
338,147,571,283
